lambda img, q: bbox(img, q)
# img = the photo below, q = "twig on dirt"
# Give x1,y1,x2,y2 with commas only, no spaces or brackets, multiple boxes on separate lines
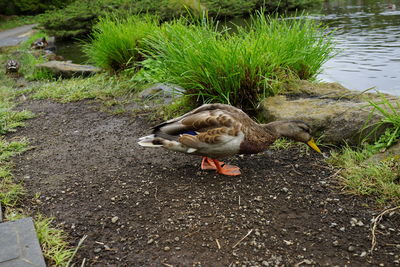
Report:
385,243,400,247
216,239,221,249
184,229,200,238
238,195,241,206
327,169,342,180
155,186,159,202
232,229,253,248
290,164,302,175
66,235,88,267
80,258,86,267
370,206,400,254
162,263,174,267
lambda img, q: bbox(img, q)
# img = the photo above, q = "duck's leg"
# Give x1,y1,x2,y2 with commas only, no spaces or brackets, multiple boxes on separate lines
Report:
212,159,241,176
201,156,222,170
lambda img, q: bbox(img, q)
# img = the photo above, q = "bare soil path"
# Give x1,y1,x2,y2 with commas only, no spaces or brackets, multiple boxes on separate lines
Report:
8,99,400,266
0,24,37,47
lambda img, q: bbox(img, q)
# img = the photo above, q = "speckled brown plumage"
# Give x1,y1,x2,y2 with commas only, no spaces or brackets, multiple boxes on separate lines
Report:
138,103,320,175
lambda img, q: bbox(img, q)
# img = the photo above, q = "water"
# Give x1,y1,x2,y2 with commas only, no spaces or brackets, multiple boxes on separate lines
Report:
56,0,400,95
55,40,88,65
310,0,400,95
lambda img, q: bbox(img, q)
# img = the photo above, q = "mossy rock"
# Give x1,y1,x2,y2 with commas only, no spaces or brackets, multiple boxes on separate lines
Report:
260,81,399,145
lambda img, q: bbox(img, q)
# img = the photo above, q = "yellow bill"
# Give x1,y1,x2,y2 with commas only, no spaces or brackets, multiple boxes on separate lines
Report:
307,138,321,153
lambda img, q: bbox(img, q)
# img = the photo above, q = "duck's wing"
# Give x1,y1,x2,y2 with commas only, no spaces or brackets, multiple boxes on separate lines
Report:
153,103,251,135
152,104,249,150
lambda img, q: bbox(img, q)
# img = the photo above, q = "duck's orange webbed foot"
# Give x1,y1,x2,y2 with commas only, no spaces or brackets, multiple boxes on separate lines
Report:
212,159,241,176
201,156,222,170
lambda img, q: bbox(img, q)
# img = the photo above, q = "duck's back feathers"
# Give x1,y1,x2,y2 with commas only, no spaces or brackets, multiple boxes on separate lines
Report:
139,104,263,158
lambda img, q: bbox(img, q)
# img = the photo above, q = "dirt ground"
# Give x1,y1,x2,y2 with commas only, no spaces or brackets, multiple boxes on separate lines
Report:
7,99,400,266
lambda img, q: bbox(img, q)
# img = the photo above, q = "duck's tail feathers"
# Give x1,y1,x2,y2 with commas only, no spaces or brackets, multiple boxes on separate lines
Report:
137,134,163,147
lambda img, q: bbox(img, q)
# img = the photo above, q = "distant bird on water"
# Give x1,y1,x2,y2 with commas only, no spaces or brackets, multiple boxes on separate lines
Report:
138,103,321,176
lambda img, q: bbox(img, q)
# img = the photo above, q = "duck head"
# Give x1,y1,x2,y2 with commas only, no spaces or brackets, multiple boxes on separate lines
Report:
263,120,321,153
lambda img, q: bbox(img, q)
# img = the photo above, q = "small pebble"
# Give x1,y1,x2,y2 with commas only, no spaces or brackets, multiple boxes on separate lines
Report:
147,239,154,245
360,251,367,257
348,245,356,252
94,248,101,253
164,246,171,251
332,240,339,247
111,216,119,223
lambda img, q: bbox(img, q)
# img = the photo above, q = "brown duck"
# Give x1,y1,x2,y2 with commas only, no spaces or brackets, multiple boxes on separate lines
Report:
138,103,321,176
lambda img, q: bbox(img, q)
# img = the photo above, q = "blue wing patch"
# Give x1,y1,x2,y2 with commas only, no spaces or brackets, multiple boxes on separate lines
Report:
184,131,198,136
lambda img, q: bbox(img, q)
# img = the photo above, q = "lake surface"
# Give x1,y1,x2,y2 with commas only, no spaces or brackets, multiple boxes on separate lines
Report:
309,0,400,95
56,0,400,95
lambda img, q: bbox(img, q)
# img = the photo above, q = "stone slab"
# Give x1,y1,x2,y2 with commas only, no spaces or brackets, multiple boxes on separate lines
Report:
35,60,101,78
0,217,46,267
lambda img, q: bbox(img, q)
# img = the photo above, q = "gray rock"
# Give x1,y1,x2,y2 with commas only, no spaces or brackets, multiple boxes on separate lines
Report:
260,81,398,145
138,83,184,100
35,61,101,78
0,217,46,267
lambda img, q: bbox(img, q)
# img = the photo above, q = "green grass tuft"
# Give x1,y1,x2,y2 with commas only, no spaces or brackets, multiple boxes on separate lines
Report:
0,15,39,31
328,146,400,205
0,139,29,206
34,214,75,266
364,93,400,152
83,14,159,71
142,12,335,111
31,73,133,102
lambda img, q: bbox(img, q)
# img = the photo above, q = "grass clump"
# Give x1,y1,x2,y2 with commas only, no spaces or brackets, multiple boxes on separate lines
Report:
83,14,159,71
364,93,400,152
35,214,75,266
0,139,29,206
31,73,132,102
0,15,39,31
329,147,400,205
143,13,334,111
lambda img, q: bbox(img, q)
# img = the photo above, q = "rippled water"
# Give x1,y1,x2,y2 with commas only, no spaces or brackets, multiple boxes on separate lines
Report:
312,0,400,95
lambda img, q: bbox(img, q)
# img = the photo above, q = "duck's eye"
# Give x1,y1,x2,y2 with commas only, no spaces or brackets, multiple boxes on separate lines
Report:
299,125,311,133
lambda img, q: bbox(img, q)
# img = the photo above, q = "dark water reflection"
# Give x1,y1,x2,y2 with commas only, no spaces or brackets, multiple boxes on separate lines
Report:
310,0,400,95
55,40,87,65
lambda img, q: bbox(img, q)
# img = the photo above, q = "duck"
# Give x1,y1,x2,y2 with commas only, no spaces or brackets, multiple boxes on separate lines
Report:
5,59,20,74
31,37,48,50
138,103,321,176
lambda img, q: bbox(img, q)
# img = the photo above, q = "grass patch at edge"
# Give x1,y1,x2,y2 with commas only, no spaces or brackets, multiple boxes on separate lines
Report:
328,147,400,205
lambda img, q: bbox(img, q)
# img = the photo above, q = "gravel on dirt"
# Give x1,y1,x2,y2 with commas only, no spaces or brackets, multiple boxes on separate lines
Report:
8,100,400,266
